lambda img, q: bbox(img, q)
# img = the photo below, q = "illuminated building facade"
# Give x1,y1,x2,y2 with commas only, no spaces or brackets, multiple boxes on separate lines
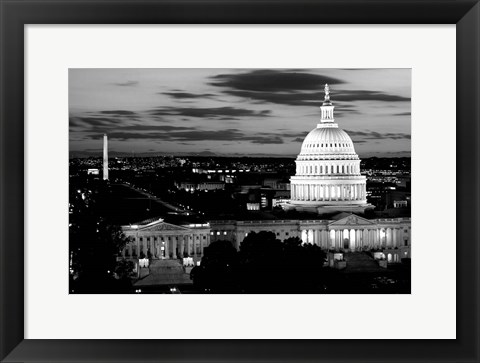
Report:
121,213,411,262
288,84,372,213
121,218,210,261
210,213,411,258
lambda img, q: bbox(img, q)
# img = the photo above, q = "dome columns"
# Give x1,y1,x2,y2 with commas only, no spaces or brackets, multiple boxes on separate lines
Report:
290,178,367,205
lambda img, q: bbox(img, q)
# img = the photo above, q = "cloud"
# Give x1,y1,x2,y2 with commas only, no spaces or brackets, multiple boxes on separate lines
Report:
100,110,137,116
220,89,409,107
78,124,196,137
69,116,120,127
148,106,271,118
162,91,217,99
333,90,410,103
210,69,344,92
114,81,138,87
250,136,284,144
344,129,411,140
221,90,322,107
208,70,409,107
119,125,193,131
362,150,411,158
87,128,285,145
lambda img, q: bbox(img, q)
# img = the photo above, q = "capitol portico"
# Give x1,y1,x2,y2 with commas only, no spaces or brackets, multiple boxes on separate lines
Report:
121,218,211,261
288,84,372,214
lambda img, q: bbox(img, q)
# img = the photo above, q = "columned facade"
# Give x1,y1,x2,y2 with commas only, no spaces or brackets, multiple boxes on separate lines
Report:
121,218,211,261
210,214,411,256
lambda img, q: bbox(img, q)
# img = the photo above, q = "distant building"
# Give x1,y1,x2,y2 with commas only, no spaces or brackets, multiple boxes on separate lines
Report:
396,174,411,189
176,181,225,192
197,181,225,191
393,200,408,208
386,189,411,209
234,186,276,211
87,168,99,175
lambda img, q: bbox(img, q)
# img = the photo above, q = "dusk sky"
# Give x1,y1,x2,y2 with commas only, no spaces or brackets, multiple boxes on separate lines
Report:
69,68,411,158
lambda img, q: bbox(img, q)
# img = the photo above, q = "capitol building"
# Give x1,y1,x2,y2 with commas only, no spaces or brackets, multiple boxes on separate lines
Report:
288,84,372,214
120,85,411,266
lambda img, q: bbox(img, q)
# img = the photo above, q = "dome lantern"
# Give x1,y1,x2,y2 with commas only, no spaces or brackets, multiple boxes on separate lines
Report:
319,83,335,125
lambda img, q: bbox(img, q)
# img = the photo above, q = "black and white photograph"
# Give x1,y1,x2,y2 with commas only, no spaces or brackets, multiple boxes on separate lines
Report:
69,68,411,294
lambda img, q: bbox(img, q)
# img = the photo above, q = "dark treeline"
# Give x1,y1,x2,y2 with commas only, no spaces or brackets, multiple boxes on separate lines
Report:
191,231,327,294
69,180,134,293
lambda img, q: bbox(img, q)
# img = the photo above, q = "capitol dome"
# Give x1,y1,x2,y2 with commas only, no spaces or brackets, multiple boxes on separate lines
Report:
288,84,372,214
298,126,357,159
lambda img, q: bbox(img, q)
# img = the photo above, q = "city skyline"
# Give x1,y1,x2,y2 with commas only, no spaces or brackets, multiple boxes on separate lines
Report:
69,68,411,158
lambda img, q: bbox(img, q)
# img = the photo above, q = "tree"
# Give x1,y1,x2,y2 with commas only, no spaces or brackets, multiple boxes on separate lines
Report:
115,259,135,280
238,233,326,293
191,231,327,294
238,231,284,293
70,218,133,293
192,240,239,293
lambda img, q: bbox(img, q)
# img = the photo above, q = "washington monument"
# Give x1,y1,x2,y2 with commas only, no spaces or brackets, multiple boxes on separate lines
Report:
103,134,109,180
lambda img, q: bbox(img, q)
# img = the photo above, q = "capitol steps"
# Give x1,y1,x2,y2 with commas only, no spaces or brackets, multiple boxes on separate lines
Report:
343,252,381,273
134,259,193,287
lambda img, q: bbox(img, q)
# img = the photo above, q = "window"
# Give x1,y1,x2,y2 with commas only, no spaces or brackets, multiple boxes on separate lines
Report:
203,236,206,239
210,232,214,235
216,231,220,235
223,231,227,235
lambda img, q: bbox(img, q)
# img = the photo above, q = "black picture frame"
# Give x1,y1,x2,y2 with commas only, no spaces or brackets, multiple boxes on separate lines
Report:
1,1,479,362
